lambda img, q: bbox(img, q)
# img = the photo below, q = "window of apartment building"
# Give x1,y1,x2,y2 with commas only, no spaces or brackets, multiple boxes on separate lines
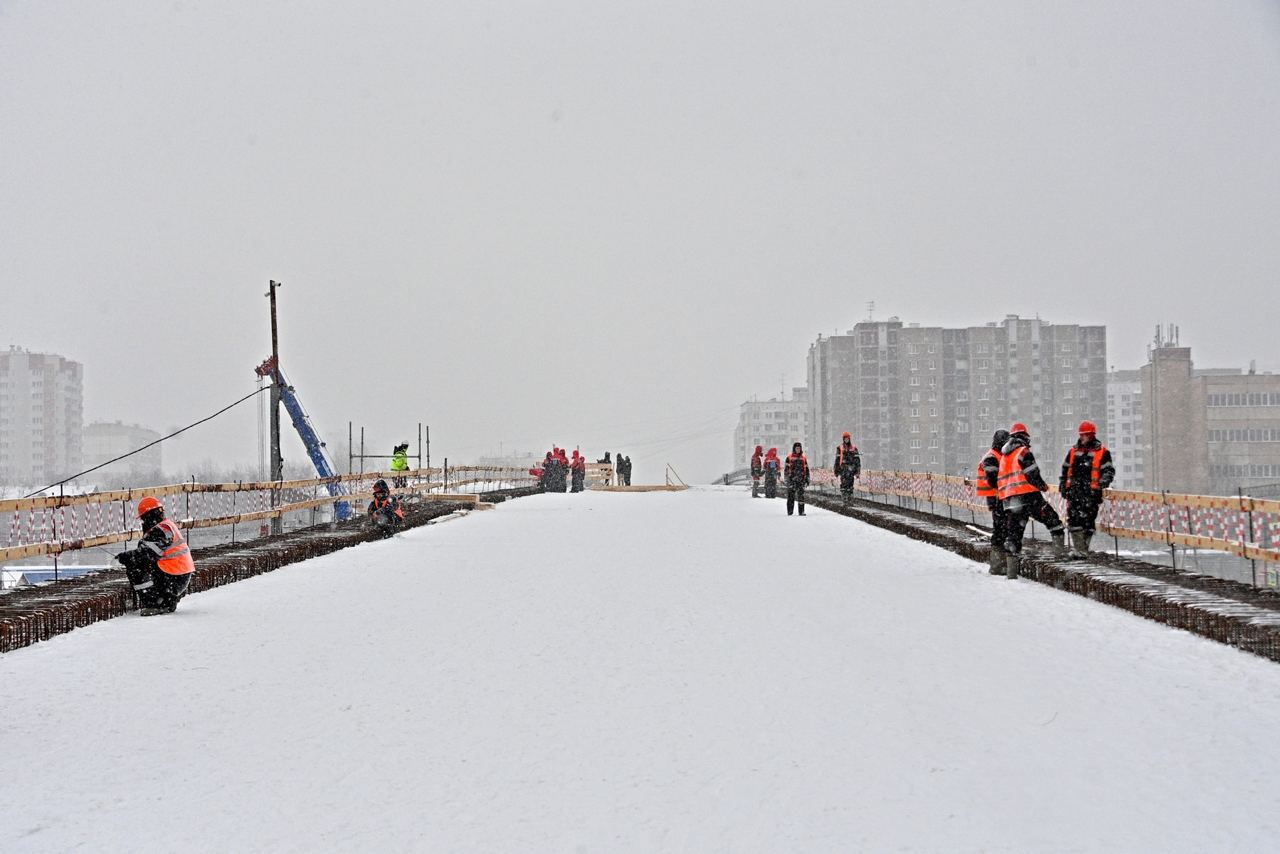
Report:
978,375,988,385
909,377,920,386
929,407,938,417
978,359,990,369
927,345,937,354
1062,389,1073,399
907,343,918,355
957,391,969,401
910,439,922,449
926,360,936,370
911,455,922,465
1123,436,1132,444
928,438,939,449
1062,374,1072,383
976,343,989,354
928,377,937,387
958,406,968,416
910,423,920,433
958,422,970,432
1061,358,1073,368
910,392,920,402
978,390,990,401
910,407,920,417
1060,343,1073,352
927,392,937,402
979,406,990,416
1062,405,1072,415
909,359,918,371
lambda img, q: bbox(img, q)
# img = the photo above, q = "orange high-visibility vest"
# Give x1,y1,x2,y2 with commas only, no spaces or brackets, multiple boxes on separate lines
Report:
1065,444,1108,490
975,451,1001,499
997,446,1039,501
154,519,195,576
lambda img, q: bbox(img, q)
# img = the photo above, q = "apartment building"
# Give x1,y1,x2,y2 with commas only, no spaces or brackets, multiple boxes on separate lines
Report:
732,388,810,469
0,347,84,487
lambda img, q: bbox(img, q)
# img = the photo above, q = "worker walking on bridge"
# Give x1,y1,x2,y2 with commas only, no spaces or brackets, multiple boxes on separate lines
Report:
784,441,810,516
750,445,764,498
1059,420,1115,557
115,497,194,616
976,429,1010,575
762,448,781,498
833,432,861,503
997,423,1066,578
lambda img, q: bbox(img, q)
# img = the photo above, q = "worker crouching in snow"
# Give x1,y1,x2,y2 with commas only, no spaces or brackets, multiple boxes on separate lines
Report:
368,479,404,537
115,497,194,616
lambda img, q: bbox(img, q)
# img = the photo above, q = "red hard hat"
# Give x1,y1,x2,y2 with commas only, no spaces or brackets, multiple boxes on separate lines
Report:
135,496,162,518
1078,420,1097,435
1010,422,1029,435
842,431,851,439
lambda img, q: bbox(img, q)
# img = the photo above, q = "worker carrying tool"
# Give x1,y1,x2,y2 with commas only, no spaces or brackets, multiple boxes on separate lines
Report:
115,497,195,616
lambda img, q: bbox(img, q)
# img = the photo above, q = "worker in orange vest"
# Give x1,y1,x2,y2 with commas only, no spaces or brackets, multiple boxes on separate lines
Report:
996,423,1066,578
1059,420,1115,556
833,432,861,503
115,496,195,616
975,429,1010,575
368,479,405,537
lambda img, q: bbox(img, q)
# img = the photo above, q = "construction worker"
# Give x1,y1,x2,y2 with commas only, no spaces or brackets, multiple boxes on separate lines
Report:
570,450,587,493
750,445,764,498
997,423,1066,578
833,432,861,503
390,443,410,488
784,441,810,516
976,429,1010,575
762,448,782,499
368,479,404,537
1059,420,1115,556
115,497,195,616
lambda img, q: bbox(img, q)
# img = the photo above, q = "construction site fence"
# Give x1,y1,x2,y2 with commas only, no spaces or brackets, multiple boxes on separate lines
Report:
1,466,537,564
812,469,1280,580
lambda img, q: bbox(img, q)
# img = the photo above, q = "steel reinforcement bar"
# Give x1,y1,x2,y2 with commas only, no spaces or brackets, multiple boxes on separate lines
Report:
0,486,541,654
804,488,1280,663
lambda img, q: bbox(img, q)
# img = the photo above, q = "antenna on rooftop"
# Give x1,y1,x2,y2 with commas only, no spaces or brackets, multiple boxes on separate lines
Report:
867,300,876,322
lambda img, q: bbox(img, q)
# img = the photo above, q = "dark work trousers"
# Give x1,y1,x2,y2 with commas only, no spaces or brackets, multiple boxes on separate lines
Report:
786,484,806,516
986,497,1008,552
840,471,857,500
764,471,778,499
1002,491,1064,554
125,559,191,612
1065,492,1103,534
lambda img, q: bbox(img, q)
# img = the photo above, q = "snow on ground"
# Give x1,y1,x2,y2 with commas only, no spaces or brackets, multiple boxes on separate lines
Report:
3,487,1280,852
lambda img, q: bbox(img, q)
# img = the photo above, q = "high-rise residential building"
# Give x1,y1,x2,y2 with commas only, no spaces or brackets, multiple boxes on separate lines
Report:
806,315,1107,475
1106,370,1145,490
732,388,809,470
1136,332,1280,496
0,347,84,487
83,421,162,486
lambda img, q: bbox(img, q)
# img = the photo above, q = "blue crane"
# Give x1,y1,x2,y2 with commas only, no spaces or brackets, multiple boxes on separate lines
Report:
255,357,352,520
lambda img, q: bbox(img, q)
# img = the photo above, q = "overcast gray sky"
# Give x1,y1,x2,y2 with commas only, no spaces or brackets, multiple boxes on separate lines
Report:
3,1,1278,482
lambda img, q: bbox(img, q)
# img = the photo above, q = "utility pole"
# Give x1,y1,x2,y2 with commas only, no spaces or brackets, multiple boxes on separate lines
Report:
268,280,283,534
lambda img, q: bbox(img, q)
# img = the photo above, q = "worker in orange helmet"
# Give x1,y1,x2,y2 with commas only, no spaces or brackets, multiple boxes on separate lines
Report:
997,423,1066,578
1059,420,1115,556
833,431,861,503
115,496,195,616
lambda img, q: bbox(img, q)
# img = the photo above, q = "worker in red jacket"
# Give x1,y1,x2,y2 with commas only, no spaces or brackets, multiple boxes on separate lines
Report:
762,448,782,499
570,450,587,493
784,441,810,517
115,496,195,616
833,432,861,503
750,445,764,498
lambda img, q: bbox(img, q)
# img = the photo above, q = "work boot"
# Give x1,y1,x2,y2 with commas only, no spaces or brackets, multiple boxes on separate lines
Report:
139,607,166,617
1051,531,1067,559
988,545,1005,575
1083,532,1094,551
1071,531,1089,558
1005,553,1021,580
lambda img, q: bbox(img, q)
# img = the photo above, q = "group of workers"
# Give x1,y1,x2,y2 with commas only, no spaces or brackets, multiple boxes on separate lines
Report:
977,420,1114,579
532,447,589,493
750,441,817,516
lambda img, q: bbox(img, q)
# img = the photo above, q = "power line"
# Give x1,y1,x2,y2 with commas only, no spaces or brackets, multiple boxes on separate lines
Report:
24,386,272,498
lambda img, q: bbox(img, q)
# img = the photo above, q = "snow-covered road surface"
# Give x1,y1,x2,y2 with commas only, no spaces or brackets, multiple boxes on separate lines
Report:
3,487,1280,852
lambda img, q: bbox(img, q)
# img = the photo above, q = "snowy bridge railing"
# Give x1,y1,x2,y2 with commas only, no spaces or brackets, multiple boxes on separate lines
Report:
813,469,1280,579
1,465,536,563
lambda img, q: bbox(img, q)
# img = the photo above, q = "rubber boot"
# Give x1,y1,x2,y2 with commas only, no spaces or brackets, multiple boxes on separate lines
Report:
1071,531,1089,558
1051,531,1067,559
988,545,1005,575
1005,552,1021,580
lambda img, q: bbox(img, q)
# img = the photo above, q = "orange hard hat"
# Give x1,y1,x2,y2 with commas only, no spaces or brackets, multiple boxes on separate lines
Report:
1078,420,1097,435
842,431,851,439
1010,422,1029,435
135,496,162,518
